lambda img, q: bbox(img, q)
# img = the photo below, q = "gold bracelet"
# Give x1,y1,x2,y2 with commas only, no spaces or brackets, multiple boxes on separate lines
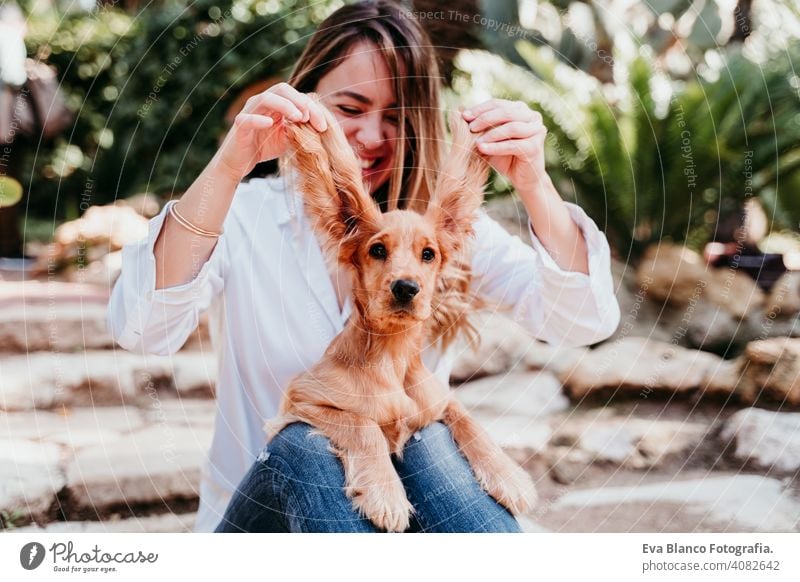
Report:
168,202,223,238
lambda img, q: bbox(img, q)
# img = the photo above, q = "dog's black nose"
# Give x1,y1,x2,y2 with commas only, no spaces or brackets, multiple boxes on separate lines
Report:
391,279,420,303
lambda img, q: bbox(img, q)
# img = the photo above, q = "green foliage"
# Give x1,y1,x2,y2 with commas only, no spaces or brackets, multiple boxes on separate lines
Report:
22,6,137,219
107,0,339,198
476,0,800,86
0,508,27,529
455,42,800,258
19,0,338,219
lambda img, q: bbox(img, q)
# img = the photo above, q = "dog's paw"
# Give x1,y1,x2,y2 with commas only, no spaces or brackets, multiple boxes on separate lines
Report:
350,478,414,533
474,456,538,515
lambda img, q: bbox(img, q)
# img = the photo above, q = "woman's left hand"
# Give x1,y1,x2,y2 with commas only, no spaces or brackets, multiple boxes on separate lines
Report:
462,99,548,195
463,99,589,275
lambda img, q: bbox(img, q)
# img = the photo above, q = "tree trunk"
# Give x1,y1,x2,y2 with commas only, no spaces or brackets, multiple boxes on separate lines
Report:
0,203,22,257
730,0,754,43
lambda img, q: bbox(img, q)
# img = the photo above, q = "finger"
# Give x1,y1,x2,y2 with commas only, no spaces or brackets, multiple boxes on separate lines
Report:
245,92,304,122
461,99,503,121
233,113,275,133
468,104,538,133
477,138,539,159
305,100,329,133
269,83,310,120
285,92,329,132
477,121,544,144
272,84,329,132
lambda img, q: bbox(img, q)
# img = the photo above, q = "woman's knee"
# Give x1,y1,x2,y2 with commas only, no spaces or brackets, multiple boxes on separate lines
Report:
400,421,461,469
265,422,341,481
262,422,379,532
397,421,523,533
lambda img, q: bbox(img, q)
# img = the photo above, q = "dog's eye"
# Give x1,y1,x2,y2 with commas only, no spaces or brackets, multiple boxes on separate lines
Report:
421,248,435,262
369,243,387,259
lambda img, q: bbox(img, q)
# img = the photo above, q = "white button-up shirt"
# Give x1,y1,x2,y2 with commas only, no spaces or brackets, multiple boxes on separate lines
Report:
107,175,620,532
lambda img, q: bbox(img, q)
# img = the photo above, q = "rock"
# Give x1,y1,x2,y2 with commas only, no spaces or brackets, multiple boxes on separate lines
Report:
117,193,162,219
739,338,800,406
65,424,213,511
449,311,536,383
452,370,558,458
551,475,800,532
636,243,708,305
521,342,588,376
705,267,765,319
559,337,728,401
454,370,568,462
572,424,638,465
30,406,145,449
455,370,569,419
697,357,744,400
685,300,749,355
0,281,109,353
13,512,195,533
721,408,800,474
0,280,209,353
610,266,675,344
170,352,218,398
755,313,800,339
0,439,64,523
140,399,216,429
634,420,709,467
0,352,139,411
544,446,594,485
55,205,148,252
0,281,109,304
2,353,75,410
0,303,112,353
635,244,765,320
2,401,217,527
470,410,551,461
5,407,145,449
64,251,123,287
765,271,800,318
0,351,217,411
685,304,800,358
548,410,708,471
33,205,149,273
450,311,588,383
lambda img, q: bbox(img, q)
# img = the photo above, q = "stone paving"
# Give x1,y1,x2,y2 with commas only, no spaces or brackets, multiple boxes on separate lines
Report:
2,276,800,533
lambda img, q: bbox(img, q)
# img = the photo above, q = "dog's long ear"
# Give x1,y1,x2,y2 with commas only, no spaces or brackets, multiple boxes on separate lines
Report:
284,96,381,258
425,111,488,262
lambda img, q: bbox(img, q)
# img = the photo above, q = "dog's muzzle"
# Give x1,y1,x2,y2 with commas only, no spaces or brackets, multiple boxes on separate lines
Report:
391,279,420,304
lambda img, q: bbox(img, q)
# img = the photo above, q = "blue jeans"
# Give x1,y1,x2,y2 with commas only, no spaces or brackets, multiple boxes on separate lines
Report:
214,421,522,532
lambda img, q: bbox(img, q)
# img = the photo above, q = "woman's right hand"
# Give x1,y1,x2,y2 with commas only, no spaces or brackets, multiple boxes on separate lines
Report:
216,83,329,181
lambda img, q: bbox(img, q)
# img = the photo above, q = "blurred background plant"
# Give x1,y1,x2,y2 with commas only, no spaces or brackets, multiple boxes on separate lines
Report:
18,0,338,224
452,0,800,261
453,43,800,258
9,0,800,263
106,0,338,199
20,0,137,221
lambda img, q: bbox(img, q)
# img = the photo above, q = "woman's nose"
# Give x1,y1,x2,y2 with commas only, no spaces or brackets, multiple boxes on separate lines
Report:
354,114,384,151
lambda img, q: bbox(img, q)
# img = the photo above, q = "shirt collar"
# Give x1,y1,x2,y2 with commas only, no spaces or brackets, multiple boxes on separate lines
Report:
273,171,304,227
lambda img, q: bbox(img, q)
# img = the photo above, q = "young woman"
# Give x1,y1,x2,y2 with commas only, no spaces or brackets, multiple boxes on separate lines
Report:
108,0,620,532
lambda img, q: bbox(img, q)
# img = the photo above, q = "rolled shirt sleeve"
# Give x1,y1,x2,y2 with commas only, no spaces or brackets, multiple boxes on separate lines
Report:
471,202,620,347
107,199,227,356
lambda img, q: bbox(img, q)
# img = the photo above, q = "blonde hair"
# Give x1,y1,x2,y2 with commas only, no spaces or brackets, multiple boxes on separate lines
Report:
288,0,444,213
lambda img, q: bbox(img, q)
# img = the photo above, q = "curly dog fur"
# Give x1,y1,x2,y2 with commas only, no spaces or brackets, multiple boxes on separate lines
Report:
264,100,536,532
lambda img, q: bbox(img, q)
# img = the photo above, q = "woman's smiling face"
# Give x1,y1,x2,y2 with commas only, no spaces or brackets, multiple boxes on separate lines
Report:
315,41,399,195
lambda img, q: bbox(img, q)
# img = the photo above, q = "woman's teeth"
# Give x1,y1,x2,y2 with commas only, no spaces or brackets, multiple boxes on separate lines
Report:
360,158,378,170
